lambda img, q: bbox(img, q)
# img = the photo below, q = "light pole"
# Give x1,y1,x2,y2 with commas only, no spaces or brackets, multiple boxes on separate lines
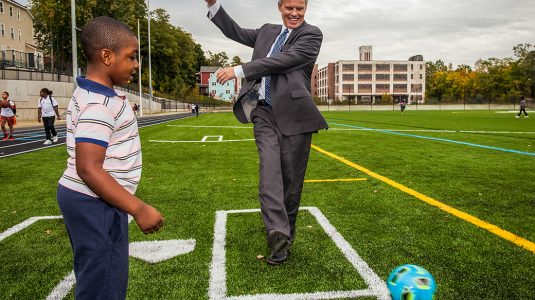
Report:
71,0,78,86
147,0,153,114
137,19,143,116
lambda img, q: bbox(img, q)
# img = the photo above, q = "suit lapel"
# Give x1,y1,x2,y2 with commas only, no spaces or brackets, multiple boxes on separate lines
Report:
258,25,283,59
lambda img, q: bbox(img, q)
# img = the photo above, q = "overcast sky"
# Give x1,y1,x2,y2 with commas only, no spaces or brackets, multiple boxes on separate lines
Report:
21,0,535,67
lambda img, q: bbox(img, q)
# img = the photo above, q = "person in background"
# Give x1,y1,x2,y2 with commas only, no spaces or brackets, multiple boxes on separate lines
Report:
38,88,61,145
516,96,529,118
1,91,16,141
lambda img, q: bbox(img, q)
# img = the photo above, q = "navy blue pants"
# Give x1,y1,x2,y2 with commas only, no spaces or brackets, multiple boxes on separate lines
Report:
57,184,129,300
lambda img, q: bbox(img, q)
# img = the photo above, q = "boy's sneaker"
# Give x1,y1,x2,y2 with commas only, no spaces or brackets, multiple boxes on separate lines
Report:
2,136,7,141
515,116,520,118
526,116,529,118
52,135,59,143
8,136,14,141
43,140,52,145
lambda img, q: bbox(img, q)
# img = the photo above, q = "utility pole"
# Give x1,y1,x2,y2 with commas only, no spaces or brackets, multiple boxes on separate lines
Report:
71,0,78,86
137,19,143,117
147,0,153,114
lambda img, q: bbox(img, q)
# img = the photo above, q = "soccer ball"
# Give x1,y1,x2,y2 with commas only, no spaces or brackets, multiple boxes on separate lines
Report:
387,264,436,300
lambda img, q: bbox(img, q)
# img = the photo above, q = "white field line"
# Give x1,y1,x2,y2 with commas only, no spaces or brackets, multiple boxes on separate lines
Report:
165,125,535,135
150,139,255,143
208,207,390,300
0,216,63,242
46,271,75,300
226,289,377,300
496,111,532,113
202,136,224,142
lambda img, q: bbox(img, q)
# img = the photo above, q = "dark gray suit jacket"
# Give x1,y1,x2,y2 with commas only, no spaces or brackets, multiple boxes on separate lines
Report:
210,7,328,136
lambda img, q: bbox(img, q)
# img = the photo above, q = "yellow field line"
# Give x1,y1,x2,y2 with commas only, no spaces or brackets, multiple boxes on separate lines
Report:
305,178,368,183
311,144,535,254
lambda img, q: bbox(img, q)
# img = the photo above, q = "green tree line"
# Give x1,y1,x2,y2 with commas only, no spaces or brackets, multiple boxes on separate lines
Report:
426,43,535,104
29,0,213,99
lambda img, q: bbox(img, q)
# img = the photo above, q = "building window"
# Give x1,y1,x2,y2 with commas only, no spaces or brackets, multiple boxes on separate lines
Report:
342,74,354,81
358,74,372,80
342,84,354,93
10,27,14,39
0,2,3,14
420,74,423,79
342,64,354,71
358,64,372,71
376,74,390,81
411,74,414,80
226,90,230,94
394,74,407,81
393,64,408,72
0,24,4,36
411,64,414,70
9,5,13,17
358,84,372,92
376,84,390,92
420,65,423,70
393,84,407,92
211,82,216,86
18,29,21,41
376,64,390,71
17,8,20,19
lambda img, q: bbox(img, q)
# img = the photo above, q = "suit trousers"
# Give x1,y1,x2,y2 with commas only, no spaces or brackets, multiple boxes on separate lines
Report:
251,106,312,241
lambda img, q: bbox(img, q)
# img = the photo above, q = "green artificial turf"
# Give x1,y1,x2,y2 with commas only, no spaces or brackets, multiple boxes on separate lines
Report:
1,111,534,299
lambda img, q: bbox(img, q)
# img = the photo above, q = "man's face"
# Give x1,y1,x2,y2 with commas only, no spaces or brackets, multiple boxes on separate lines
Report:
278,0,307,30
110,35,139,85
1,93,7,100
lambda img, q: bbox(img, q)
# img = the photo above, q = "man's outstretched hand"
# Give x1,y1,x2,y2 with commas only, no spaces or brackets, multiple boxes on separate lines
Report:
205,0,217,7
216,67,237,85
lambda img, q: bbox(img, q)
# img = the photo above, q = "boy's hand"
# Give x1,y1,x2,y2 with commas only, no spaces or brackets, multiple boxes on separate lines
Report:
133,203,164,234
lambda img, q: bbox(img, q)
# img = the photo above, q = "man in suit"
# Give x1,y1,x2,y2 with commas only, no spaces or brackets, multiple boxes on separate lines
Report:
205,0,328,265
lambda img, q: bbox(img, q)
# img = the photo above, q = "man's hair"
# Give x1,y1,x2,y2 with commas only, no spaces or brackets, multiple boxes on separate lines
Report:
278,0,308,6
81,16,136,63
2,91,8,96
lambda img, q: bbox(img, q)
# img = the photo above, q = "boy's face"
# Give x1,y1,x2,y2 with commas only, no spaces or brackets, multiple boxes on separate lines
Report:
109,35,139,85
1,93,7,100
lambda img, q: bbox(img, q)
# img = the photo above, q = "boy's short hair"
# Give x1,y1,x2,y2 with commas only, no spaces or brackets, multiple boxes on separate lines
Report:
81,16,136,63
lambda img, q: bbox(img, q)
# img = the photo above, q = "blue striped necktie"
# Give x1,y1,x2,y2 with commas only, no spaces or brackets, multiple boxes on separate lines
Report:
264,28,289,106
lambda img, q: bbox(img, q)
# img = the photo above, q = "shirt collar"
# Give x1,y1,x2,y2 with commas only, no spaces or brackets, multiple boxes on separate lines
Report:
280,26,293,35
76,76,119,97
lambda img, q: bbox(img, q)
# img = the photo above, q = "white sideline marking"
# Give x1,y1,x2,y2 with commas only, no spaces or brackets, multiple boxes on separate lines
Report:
150,139,255,143
202,136,224,142
208,207,390,300
129,239,196,263
0,216,63,242
330,128,535,135
168,125,253,129
46,271,75,300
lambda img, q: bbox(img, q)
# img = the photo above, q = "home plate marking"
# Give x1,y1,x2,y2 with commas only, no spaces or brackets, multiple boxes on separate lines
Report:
129,239,196,263
209,207,391,300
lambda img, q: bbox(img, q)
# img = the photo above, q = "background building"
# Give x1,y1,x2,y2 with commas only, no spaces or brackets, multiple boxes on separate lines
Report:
317,46,426,104
197,65,242,102
208,73,237,102
0,0,43,69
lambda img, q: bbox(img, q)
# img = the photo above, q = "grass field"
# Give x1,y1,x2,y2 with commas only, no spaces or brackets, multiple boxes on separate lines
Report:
1,110,534,299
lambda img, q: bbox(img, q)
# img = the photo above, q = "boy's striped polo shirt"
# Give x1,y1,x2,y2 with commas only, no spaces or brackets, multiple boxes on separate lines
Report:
59,77,142,197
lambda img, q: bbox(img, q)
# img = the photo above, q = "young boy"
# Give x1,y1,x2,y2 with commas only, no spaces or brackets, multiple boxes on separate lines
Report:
57,16,164,300
1,91,16,141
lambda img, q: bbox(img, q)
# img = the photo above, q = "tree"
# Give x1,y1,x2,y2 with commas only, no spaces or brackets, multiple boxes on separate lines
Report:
231,56,243,66
206,51,229,67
